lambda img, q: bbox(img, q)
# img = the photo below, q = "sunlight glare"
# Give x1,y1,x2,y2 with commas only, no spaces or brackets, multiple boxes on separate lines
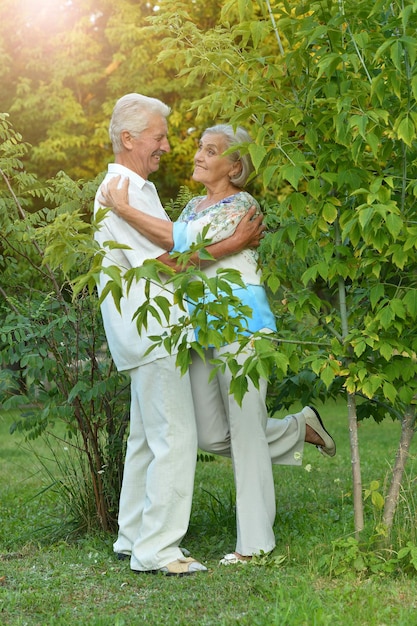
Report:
20,0,73,29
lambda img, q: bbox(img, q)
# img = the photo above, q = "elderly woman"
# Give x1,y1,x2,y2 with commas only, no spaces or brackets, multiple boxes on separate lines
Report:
100,124,336,565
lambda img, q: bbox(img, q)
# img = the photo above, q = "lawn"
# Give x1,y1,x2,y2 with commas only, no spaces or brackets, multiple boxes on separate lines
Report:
1,401,416,625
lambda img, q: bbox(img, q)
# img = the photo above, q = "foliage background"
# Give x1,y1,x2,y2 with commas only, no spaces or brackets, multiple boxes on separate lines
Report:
0,0,224,201
1,0,416,539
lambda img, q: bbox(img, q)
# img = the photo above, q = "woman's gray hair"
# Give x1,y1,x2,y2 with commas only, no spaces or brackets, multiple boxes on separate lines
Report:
109,93,171,154
202,124,254,188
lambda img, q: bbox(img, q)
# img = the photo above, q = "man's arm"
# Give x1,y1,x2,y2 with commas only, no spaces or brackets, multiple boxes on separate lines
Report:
99,175,266,265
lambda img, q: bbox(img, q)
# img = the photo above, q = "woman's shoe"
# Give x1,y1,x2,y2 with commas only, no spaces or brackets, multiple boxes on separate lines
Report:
219,553,252,565
304,406,336,457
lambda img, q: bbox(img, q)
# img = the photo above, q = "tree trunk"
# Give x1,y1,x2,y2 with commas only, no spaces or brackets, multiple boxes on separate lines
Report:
347,391,364,537
336,226,364,538
382,408,416,538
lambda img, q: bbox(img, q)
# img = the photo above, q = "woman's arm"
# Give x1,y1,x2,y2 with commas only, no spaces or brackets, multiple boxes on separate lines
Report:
99,175,175,248
99,175,265,265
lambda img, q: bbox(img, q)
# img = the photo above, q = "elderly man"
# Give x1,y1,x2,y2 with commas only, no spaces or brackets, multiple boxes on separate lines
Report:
94,93,265,575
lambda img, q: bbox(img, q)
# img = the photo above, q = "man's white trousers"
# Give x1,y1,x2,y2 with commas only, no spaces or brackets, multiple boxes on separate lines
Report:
113,355,197,571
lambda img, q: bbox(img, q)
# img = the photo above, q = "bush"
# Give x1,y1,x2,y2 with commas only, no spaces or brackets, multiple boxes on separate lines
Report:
0,113,128,533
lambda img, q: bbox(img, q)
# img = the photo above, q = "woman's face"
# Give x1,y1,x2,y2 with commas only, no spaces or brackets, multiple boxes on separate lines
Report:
192,133,240,187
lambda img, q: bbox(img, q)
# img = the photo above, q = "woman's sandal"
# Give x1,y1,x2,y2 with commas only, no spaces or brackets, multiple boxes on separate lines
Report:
219,553,252,565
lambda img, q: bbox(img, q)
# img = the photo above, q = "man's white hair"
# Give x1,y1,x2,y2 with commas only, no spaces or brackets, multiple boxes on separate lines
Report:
109,93,171,154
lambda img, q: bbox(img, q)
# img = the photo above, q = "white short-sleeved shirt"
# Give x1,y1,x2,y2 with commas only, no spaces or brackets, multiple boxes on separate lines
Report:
94,163,193,371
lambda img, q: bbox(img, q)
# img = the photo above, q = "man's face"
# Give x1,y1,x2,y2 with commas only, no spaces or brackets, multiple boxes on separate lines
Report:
123,113,170,179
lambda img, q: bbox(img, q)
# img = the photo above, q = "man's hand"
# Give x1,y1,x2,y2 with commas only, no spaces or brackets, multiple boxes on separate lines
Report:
232,207,266,251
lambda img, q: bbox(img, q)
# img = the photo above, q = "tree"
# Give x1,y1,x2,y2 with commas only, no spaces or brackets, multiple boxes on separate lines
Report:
130,0,417,540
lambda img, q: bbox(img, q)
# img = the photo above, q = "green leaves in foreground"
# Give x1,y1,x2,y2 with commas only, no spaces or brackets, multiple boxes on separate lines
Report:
318,536,417,578
95,246,290,406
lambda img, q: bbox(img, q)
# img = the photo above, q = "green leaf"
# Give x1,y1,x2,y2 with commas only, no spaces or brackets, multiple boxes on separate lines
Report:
371,490,385,511
383,381,397,403
379,306,394,329
316,52,342,78
153,295,172,323
397,546,411,560
294,237,309,260
390,244,408,269
185,280,205,301
367,132,380,155
390,40,403,71
281,164,304,190
396,116,415,147
379,343,393,361
102,264,122,287
358,206,374,230
289,192,307,219
353,340,367,357
402,35,417,68
321,364,335,388
301,265,318,285
390,298,406,319
248,143,267,171
229,374,248,406
68,380,88,403
262,165,277,188
307,178,322,199
403,289,417,319
250,20,267,48
238,0,252,20
385,213,403,239
322,202,338,224
273,351,289,377
266,273,280,293
99,281,123,314
255,357,270,380
370,284,384,309
317,261,329,280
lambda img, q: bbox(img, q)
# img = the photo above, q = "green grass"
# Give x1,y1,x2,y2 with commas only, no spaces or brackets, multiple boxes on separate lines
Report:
1,402,416,625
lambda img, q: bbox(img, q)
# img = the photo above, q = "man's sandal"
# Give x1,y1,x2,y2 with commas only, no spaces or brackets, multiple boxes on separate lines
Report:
133,556,207,576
